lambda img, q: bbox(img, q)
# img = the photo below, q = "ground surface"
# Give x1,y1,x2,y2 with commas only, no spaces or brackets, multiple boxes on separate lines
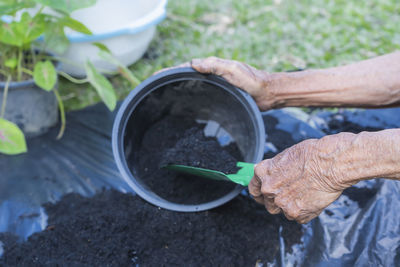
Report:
0,111,385,266
0,190,302,266
0,113,304,266
60,0,400,111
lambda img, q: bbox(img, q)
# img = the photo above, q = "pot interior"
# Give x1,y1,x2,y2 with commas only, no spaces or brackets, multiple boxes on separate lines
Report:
123,79,259,206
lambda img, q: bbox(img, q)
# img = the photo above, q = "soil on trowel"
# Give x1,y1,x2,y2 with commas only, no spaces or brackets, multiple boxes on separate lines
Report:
137,115,240,204
0,189,303,266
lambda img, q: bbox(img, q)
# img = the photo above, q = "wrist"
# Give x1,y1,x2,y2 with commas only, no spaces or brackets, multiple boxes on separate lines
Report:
317,130,400,188
261,70,323,109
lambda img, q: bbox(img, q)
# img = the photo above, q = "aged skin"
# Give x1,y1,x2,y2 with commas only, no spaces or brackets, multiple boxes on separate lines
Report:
190,52,400,223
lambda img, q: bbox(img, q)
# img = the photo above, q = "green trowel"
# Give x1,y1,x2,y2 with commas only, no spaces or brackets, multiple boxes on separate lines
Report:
164,161,255,186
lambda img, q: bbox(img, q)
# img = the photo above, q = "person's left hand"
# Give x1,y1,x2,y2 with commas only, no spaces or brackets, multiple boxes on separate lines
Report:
154,57,278,110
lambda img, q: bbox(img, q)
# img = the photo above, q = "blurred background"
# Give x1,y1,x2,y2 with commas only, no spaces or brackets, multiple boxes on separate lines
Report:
60,0,400,110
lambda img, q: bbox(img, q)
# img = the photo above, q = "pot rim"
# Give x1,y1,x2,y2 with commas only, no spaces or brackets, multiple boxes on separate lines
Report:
112,67,265,212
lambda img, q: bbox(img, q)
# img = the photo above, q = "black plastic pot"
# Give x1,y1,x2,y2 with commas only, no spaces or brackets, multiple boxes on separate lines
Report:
112,67,265,212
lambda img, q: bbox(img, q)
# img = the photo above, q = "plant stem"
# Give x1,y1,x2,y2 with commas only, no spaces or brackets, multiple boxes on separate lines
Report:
46,56,120,75
21,67,33,76
17,48,22,82
54,90,66,140
0,69,9,76
58,71,89,84
35,5,45,17
31,46,37,66
42,55,82,68
118,66,141,88
1,76,11,118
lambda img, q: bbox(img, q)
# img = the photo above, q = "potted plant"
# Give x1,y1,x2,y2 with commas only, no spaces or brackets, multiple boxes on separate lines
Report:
0,0,140,155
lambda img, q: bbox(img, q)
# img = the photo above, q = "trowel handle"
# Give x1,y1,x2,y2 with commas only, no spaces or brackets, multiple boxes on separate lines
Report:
226,162,255,186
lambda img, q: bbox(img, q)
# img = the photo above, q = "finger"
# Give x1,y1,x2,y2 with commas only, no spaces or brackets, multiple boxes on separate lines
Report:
255,160,278,198
274,196,294,220
248,171,262,198
192,57,267,100
297,216,312,224
191,57,229,75
153,62,191,75
297,209,323,224
192,57,244,85
253,195,265,205
283,212,295,221
195,57,247,87
264,198,281,214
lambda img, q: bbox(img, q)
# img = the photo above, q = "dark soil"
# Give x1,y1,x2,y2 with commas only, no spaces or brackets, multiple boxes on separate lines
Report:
327,114,383,134
0,114,304,266
0,189,303,266
1,110,385,266
342,186,378,208
160,126,241,173
263,115,297,158
138,115,239,204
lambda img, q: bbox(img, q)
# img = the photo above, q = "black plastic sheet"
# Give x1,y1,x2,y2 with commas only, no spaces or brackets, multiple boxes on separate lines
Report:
0,104,132,240
1,104,399,266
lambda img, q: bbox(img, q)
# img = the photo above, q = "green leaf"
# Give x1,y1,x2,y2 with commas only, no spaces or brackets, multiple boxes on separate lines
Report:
4,57,17,69
32,0,96,14
0,21,22,46
43,24,69,54
0,118,27,155
98,50,120,65
18,12,46,44
0,12,45,47
98,50,141,87
0,2,35,15
33,60,57,91
60,16,92,35
93,42,111,53
85,61,116,111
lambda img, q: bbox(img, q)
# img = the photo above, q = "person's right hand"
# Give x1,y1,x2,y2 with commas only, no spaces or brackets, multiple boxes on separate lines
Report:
248,134,355,223
191,57,275,110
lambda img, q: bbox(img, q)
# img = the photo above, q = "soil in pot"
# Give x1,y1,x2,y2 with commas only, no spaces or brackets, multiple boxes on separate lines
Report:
0,189,303,266
137,115,240,204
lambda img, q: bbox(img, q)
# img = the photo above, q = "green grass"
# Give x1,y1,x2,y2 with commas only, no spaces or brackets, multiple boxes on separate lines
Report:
60,0,400,111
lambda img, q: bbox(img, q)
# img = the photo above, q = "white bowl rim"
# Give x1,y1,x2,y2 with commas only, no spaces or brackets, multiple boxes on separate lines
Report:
67,0,168,43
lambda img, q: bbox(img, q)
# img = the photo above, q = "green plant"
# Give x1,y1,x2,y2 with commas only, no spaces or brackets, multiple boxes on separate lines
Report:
0,0,139,155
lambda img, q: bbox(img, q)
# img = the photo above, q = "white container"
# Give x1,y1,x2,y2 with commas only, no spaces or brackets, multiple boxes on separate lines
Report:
60,0,167,77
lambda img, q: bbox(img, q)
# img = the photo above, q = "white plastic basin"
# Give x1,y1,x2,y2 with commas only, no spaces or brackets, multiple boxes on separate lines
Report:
59,0,167,76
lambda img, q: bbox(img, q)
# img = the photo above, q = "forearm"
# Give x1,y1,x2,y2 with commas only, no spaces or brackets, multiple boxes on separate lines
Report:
265,52,400,109
316,129,400,189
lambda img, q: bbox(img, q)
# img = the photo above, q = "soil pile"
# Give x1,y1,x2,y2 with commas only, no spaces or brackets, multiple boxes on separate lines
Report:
0,189,302,266
138,116,240,204
161,127,240,174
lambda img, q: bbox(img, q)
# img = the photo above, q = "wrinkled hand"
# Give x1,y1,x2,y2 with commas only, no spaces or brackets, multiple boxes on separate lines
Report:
191,57,275,110
155,57,276,110
249,137,350,224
